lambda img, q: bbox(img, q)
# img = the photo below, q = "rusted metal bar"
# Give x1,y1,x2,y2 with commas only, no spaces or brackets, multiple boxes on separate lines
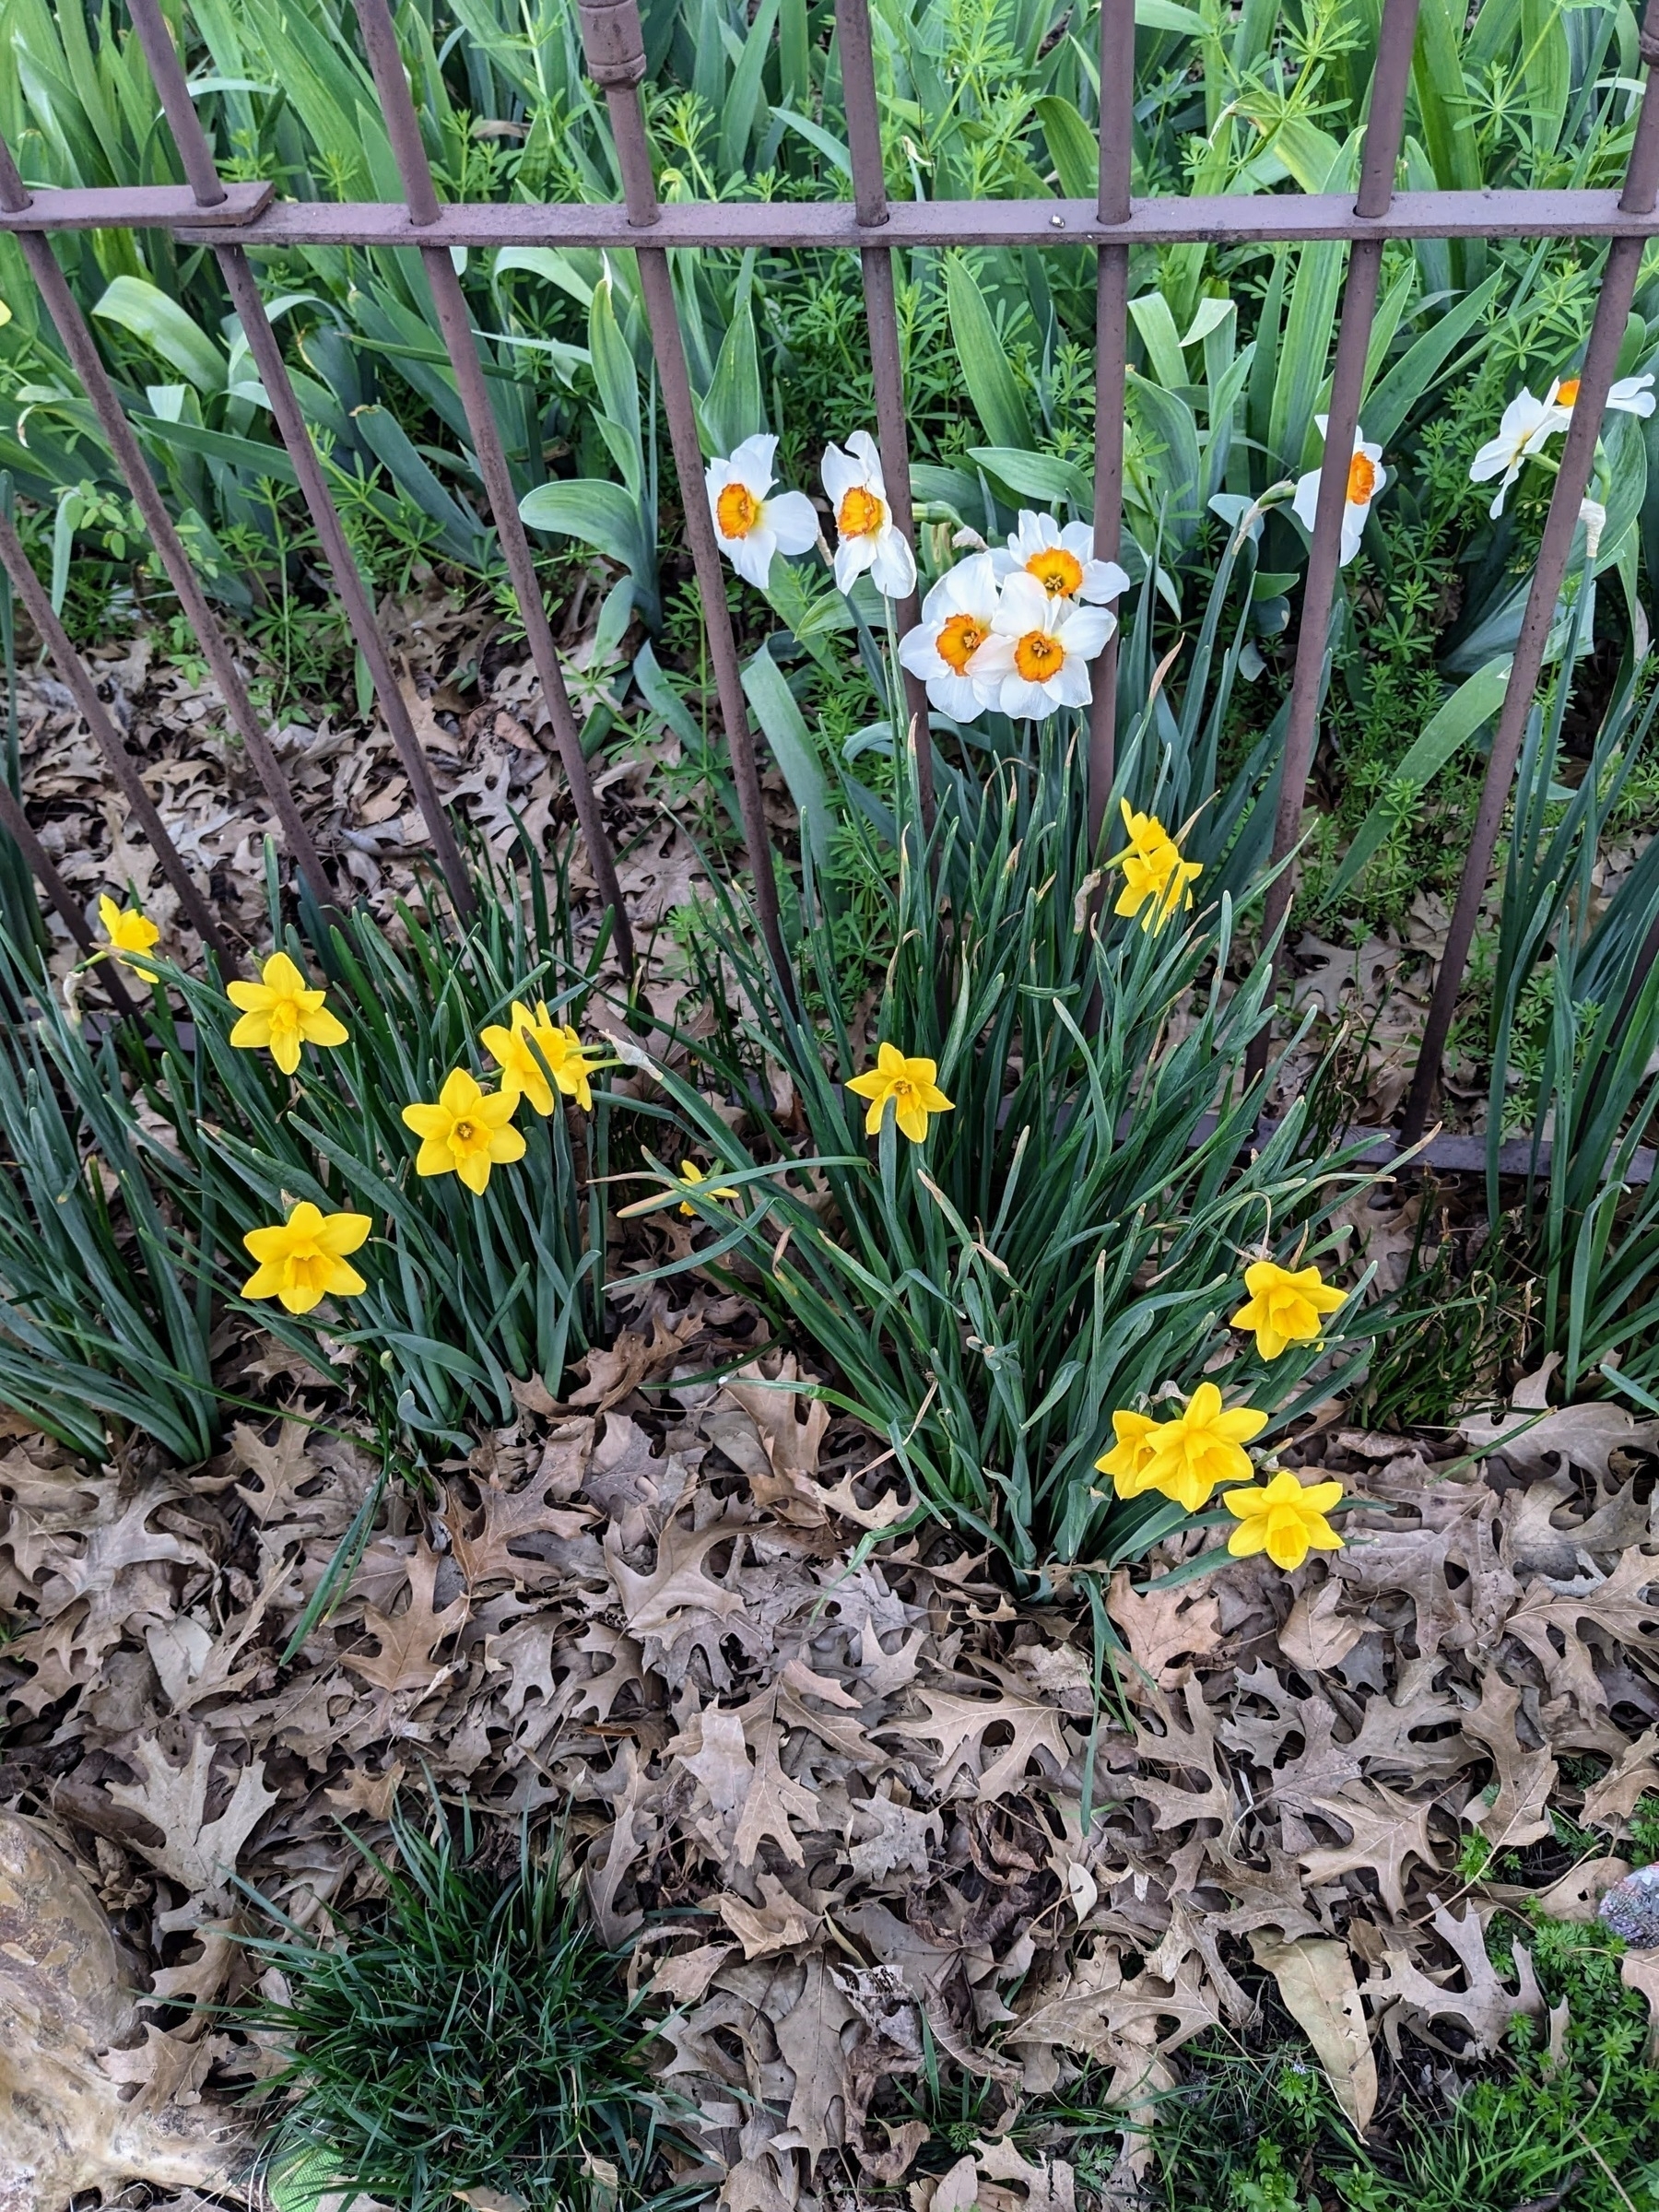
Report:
1400,40,1659,1145
1249,0,1421,1087
1088,0,1135,846
146,187,1659,255
573,0,788,986
123,0,475,922
0,776,137,1017
0,136,332,909
0,515,229,962
350,0,634,973
834,0,931,826
0,182,271,230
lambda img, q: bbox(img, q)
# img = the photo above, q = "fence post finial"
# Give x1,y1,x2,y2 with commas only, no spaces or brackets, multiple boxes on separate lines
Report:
576,0,648,89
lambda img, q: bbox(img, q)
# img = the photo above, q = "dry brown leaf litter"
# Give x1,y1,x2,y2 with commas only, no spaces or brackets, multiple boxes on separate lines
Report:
2,1306,1658,2210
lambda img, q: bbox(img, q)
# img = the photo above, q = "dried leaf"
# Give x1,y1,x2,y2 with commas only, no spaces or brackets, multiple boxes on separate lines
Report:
1249,1931,1376,2133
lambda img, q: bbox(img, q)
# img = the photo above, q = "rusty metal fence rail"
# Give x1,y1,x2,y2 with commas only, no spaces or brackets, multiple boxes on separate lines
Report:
1,0,1657,1159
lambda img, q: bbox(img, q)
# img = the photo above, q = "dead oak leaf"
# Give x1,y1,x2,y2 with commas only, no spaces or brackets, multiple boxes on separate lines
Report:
106,1731,278,1899
716,1873,822,1959
1106,1568,1221,1691
1299,1783,1441,1914
442,1469,593,1591
888,1679,1071,1801
1359,1900,1544,2057
342,1541,466,1697
1503,1547,1659,1715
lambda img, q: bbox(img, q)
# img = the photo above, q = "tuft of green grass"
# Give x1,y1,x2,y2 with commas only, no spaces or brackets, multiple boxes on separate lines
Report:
236,1796,689,2212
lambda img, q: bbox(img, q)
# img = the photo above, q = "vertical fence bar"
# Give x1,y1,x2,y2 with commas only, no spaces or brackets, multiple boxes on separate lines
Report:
1400,40,1659,1144
835,0,933,830
574,0,789,987
0,516,229,962
349,0,634,973
0,774,135,1015
1247,0,1421,1088
124,0,476,923
1088,0,1135,851
0,136,333,911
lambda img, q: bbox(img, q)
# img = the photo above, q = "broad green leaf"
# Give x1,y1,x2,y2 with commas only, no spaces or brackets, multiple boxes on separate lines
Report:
1361,269,1504,448
520,477,652,586
771,106,852,177
1125,373,1202,542
1033,94,1098,198
720,0,781,175
350,406,487,563
1129,292,1187,392
493,247,594,308
742,642,835,873
135,414,299,483
1271,241,1345,472
967,448,1092,510
945,255,1035,450
1413,0,1482,189
587,269,642,499
92,276,225,393
1135,0,1206,30
1324,659,1511,903
700,289,764,456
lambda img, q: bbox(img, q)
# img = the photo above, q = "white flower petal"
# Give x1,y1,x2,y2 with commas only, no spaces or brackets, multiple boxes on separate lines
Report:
728,432,779,490
965,632,1017,679
992,571,1052,634
729,525,778,588
1292,467,1322,533
767,490,819,555
869,529,917,599
834,534,874,592
821,441,860,507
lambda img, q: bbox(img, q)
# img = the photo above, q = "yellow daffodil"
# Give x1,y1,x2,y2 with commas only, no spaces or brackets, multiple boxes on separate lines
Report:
1141,1381,1267,1512
1094,1408,1165,1499
1223,1469,1345,1571
402,1068,524,1195
98,894,160,973
241,1201,371,1316
846,1043,954,1145
1110,800,1202,932
227,952,348,1077
480,1000,599,1114
1230,1259,1346,1359
678,1161,740,1217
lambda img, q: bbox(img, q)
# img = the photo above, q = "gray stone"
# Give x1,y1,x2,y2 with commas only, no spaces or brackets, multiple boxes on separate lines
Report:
1597,1861,1659,1948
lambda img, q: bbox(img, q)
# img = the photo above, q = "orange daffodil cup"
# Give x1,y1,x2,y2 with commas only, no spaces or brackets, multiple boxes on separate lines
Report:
1094,1255,1352,1571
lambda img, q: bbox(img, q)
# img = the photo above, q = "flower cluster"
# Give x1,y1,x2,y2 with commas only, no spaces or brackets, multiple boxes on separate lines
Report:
704,433,1128,725
116,936,606,1319
900,516,1126,722
1470,371,1655,517
1111,799,1203,931
1094,1257,1351,1569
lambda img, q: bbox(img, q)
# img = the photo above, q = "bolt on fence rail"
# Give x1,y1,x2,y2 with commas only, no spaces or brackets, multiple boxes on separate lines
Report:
0,0,1657,1160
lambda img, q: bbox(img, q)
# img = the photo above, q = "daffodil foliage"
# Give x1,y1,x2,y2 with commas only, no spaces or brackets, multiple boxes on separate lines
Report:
116,843,605,1451
622,723,1382,1577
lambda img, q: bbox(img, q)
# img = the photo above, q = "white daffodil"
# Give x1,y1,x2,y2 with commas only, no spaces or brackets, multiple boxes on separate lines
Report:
965,571,1114,718
705,433,818,590
991,510,1130,606
821,429,917,598
898,553,1003,719
1469,388,1566,517
1539,370,1657,429
1292,416,1386,564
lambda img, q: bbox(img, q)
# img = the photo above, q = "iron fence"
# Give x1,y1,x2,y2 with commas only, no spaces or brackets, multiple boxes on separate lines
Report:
1,0,1657,1170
